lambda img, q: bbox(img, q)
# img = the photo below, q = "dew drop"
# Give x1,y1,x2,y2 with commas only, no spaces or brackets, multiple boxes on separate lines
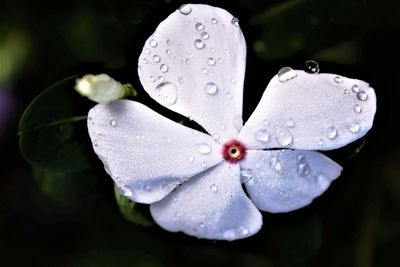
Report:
276,127,293,146
185,58,191,65
194,39,205,49
157,76,164,82
344,89,350,94
211,18,218,24
233,115,243,132
179,4,192,15
225,49,230,54
356,91,368,101
201,31,209,40
297,154,311,177
160,64,168,73
224,229,236,241
348,121,360,133
207,57,216,66
195,22,204,31
230,78,237,84
354,104,362,113
143,48,150,55
97,133,102,138
226,92,232,99
326,126,337,139
142,58,148,64
317,138,324,146
305,60,320,74
197,143,212,154
316,173,330,190
179,43,184,49
149,39,157,48
204,82,218,95
278,67,297,82
286,118,295,128
210,184,218,192
270,157,282,171
254,128,270,142
153,55,161,63
178,76,184,84
351,84,360,93
334,76,343,84
240,169,253,183
109,119,117,126
218,57,223,63
237,226,249,236
150,76,156,82
155,82,178,106
231,17,239,27
187,155,195,163
166,39,171,45
166,49,171,55
210,47,215,53
201,68,208,75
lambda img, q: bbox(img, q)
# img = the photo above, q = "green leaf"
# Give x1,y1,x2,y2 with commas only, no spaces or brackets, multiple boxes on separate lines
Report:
114,185,153,227
19,76,93,172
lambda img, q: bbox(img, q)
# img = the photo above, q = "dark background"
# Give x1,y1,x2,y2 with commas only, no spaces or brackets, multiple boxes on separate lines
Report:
1,0,400,266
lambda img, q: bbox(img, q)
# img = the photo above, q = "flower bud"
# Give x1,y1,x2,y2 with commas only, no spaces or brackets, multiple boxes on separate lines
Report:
75,74,125,103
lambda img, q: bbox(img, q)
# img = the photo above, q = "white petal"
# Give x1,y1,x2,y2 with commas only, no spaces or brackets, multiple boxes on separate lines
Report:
239,70,377,150
138,4,246,143
241,150,342,213
87,100,222,204
150,163,262,240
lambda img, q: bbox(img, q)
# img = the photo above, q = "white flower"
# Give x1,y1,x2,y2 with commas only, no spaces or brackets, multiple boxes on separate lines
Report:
87,4,376,240
75,74,125,103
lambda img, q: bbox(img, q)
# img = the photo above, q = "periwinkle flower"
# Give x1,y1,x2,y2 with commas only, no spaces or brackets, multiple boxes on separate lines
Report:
87,4,376,240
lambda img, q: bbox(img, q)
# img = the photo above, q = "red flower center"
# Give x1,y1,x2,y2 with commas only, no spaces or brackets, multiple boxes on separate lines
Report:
222,139,247,163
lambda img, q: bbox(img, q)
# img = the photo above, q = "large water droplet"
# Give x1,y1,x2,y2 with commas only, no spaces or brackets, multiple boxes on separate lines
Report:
297,154,311,177
109,119,117,126
354,104,362,113
149,39,157,48
201,31,209,40
179,4,192,15
194,39,205,49
195,22,204,31
326,126,337,139
155,82,178,106
197,143,212,154
160,64,168,73
348,121,360,133
334,76,343,84
204,82,218,95
356,91,368,101
210,184,218,192
211,18,218,24
240,169,253,183
278,67,297,82
231,17,239,26
153,55,161,63
276,127,293,146
305,60,319,74
207,57,216,66
223,229,236,241
254,128,270,142
233,115,243,132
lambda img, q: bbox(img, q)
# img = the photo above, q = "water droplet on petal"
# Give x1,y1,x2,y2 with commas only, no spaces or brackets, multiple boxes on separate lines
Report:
211,18,218,24
194,39,205,49
254,128,270,142
204,82,218,95
109,119,117,126
226,92,232,99
195,22,204,31
297,154,311,176
316,173,330,190
197,143,212,154
120,185,133,197
200,31,209,40
317,138,324,146
150,76,156,82
166,39,171,45
160,64,168,73
187,155,194,163
210,184,218,192
178,76,184,84
348,121,360,133
276,127,293,146
344,89,350,94
149,39,157,48
231,17,239,26
224,229,236,240
357,91,368,101
230,78,237,84
270,157,282,171
201,68,208,75
210,47,215,53
233,115,243,132
326,126,337,139
166,49,171,55
218,57,223,63
237,226,249,236
153,55,161,63
179,43,184,49
286,118,295,128
240,169,253,183
305,60,319,74
179,4,192,15
157,76,164,82
185,58,191,65
354,104,362,113
278,67,297,82
351,84,360,93
334,76,343,84
143,48,150,55
207,57,216,66
155,82,178,106
142,58,148,64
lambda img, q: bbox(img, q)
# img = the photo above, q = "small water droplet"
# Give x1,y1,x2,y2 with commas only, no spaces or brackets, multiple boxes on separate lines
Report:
166,138,172,143
97,133,103,138
237,226,249,236
197,143,212,154
194,39,205,49
109,119,117,126
231,17,239,27
207,57,216,66
230,78,237,84
263,119,270,126
276,127,293,146
210,47,215,53
153,55,161,63
286,118,295,128
160,64,168,73
354,104,362,113
356,91,368,101
348,121,360,133
240,169,253,183
166,39,171,45
201,31,209,40
143,48,151,55
344,89,350,94
226,92,232,99
185,58,191,65
334,76,343,84
254,128,270,142
225,49,230,54
195,22,204,31
155,82,178,106
157,76,164,82
187,155,194,163
179,43,184,49
278,67,297,82
211,18,218,24
201,68,208,75
166,49,171,55
179,4,192,15
326,126,337,139
93,139,98,147
218,58,223,63
142,58,148,64
212,133,220,140
270,157,282,171
297,154,311,176
199,222,205,228
178,76,184,84
120,185,133,197
317,138,324,146
233,115,243,131
351,84,360,93
305,60,319,74
210,184,218,192
316,173,330,190
201,162,207,169
150,76,156,82
204,82,218,95
149,39,157,48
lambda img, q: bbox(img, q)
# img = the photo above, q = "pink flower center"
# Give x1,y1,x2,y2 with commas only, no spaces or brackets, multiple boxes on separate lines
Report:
222,139,246,163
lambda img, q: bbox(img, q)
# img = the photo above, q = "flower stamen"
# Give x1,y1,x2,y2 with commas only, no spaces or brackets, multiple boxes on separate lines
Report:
222,139,246,163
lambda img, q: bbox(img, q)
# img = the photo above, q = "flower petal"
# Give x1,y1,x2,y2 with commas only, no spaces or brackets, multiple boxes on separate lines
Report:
239,70,376,150
150,163,262,240
87,100,222,204
241,150,342,213
138,4,246,143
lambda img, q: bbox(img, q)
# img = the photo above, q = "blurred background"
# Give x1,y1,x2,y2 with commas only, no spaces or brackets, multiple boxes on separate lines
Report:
1,0,400,266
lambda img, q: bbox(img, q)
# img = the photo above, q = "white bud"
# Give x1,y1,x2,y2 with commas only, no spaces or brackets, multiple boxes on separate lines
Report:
75,74,125,103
